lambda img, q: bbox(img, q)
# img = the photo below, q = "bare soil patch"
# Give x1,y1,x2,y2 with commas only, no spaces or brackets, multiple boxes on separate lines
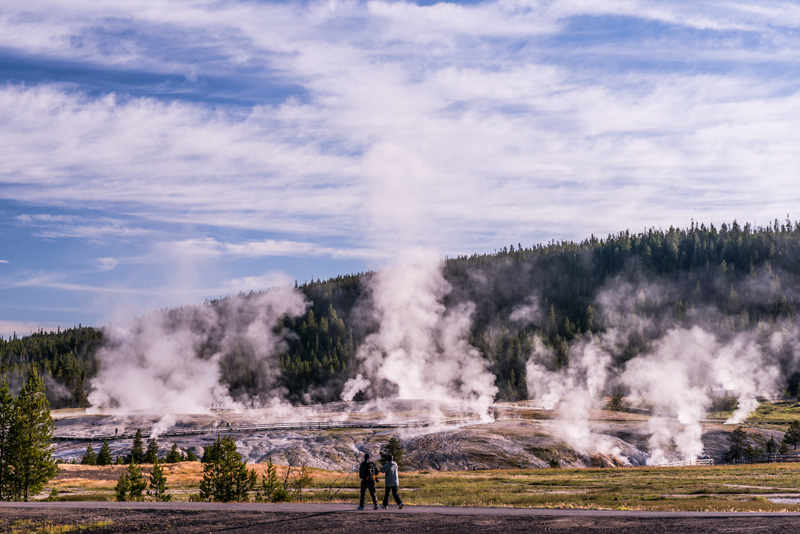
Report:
4,506,800,533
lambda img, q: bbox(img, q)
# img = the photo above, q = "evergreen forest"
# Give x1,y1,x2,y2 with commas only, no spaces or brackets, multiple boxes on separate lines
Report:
3,219,800,407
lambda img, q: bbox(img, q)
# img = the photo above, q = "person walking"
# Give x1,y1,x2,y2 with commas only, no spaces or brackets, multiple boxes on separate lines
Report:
379,454,403,509
357,452,379,510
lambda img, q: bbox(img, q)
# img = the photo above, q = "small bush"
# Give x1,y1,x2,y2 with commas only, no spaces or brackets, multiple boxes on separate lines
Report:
271,488,291,502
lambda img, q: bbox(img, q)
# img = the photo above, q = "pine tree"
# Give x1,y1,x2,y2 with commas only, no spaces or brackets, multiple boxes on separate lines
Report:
12,369,59,501
0,379,16,500
114,470,130,501
145,438,159,464
380,436,405,469
130,429,145,463
185,449,198,462
201,441,223,464
199,435,257,502
784,420,800,450
97,440,112,466
115,460,146,502
724,426,748,462
766,435,777,454
255,457,280,502
165,443,182,463
149,459,170,502
81,444,97,465
126,460,147,501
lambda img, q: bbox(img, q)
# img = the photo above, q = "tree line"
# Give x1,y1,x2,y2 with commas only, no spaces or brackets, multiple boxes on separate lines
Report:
80,429,199,467
4,220,800,405
724,420,800,463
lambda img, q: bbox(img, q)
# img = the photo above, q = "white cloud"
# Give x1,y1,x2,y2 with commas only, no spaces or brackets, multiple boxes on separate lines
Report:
1,272,295,302
96,258,118,271
0,84,363,236
139,238,379,263
2,0,800,309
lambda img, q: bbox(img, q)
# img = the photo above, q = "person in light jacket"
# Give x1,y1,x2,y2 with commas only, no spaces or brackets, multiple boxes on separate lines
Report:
379,454,404,509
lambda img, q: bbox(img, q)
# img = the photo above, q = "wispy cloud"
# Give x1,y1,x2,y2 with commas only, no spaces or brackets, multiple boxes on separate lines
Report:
0,268,297,303
0,272,72,292
14,213,159,240
148,238,381,261
3,0,800,326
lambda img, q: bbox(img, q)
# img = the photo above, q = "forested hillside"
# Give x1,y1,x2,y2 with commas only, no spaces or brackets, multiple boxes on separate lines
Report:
0,326,102,408
4,219,800,408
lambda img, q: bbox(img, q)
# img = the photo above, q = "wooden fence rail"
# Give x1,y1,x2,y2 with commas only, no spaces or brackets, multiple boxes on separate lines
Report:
729,453,800,465
654,459,715,467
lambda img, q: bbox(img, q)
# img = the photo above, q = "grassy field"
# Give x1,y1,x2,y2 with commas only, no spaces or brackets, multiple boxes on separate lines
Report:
703,399,800,433
48,462,800,512
745,401,800,425
44,399,800,512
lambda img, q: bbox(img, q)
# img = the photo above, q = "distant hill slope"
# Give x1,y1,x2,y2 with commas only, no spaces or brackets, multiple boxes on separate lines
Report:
4,219,800,408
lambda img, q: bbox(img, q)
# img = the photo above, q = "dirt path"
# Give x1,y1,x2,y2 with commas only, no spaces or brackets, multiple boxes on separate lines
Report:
4,502,800,533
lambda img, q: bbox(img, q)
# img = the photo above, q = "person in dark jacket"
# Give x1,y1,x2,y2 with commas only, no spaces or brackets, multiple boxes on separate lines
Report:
379,454,403,509
357,452,379,510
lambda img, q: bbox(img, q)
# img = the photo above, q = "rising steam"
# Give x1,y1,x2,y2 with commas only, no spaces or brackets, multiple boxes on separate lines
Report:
526,336,620,456
84,242,797,465
622,326,781,463
341,250,498,417
88,287,307,416
526,273,787,464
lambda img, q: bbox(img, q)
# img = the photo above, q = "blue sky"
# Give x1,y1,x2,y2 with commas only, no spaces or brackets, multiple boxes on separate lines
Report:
2,0,800,336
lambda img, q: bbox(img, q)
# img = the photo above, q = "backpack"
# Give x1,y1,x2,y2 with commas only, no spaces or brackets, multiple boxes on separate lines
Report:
359,461,377,482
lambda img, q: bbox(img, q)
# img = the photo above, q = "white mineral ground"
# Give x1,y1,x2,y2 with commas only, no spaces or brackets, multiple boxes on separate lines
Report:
51,400,782,471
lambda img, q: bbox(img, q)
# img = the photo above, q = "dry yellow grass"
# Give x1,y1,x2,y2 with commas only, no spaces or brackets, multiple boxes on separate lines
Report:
54,462,207,495
54,461,326,496
49,461,800,511
56,465,129,491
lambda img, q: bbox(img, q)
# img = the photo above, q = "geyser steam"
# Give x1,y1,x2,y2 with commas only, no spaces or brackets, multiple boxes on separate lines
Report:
622,326,781,464
341,251,498,416
84,230,799,465
88,287,307,415
525,272,787,464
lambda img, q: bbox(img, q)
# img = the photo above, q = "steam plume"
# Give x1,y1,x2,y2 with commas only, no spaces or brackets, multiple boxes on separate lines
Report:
622,326,781,463
342,250,498,417
88,287,307,417
525,269,787,464
526,335,622,457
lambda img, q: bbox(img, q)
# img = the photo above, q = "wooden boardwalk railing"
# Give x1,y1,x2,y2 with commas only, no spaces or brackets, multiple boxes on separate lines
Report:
728,453,800,465
653,458,715,467
52,418,480,442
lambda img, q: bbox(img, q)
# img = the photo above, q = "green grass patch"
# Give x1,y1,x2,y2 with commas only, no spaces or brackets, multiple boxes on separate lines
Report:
48,461,800,512
709,400,800,425
307,463,800,511
55,493,114,502
4,520,113,534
